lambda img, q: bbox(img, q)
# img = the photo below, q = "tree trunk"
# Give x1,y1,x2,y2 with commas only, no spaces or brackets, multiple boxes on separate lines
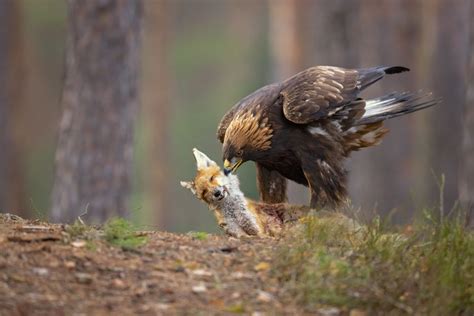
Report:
0,0,26,215
51,0,143,223
268,0,307,80
460,0,474,224
306,0,360,67
268,0,308,204
0,0,9,213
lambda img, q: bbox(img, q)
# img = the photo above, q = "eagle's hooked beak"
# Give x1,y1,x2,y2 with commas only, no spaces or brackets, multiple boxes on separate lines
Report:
223,158,243,176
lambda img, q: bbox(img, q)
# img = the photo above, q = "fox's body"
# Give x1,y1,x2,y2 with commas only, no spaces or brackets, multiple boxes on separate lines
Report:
181,149,310,237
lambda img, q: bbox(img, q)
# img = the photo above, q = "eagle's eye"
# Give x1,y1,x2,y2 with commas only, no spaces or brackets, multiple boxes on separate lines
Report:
236,149,243,157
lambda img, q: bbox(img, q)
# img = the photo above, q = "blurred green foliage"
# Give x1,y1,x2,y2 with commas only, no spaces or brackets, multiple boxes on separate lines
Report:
20,0,66,216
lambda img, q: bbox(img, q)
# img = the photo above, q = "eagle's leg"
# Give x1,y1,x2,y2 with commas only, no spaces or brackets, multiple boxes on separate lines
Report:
256,163,287,203
302,157,348,210
303,169,323,209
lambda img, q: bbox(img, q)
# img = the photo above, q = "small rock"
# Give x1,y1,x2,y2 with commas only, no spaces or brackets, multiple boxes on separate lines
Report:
32,267,49,277
254,262,270,271
113,278,126,289
154,303,169,310
230,271,252,279
71,240,86,248
48,259,60,268
192,269,212,277
192,284,207,293
257,290,274,303
75,272,93,284
134,282,149,297
231,292,240,299
64,261,76,269
350,309,367,316
219,246,238,253
143,303,169,312
318,307,341,316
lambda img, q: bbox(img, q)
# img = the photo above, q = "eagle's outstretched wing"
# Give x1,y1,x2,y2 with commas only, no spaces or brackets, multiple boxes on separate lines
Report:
280,66,409,124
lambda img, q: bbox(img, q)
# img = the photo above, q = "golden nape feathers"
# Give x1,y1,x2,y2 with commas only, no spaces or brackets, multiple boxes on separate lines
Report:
224,107,273,152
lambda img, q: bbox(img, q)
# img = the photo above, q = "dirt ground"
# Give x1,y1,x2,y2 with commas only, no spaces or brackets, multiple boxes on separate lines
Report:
0,214,316,315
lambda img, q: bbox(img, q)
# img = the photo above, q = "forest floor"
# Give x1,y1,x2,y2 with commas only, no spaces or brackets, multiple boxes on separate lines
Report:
1,212,473,315
0,213,309,315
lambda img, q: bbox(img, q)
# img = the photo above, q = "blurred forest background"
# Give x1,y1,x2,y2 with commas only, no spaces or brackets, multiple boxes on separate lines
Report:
0,0,472,232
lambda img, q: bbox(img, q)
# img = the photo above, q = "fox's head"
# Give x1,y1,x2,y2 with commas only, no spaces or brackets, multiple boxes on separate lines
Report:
180,148,237,206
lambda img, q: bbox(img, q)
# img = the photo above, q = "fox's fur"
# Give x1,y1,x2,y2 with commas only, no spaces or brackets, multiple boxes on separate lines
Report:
181,148,318,237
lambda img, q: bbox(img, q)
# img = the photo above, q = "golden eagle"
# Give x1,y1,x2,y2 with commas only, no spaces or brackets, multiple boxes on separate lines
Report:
217,66,437,208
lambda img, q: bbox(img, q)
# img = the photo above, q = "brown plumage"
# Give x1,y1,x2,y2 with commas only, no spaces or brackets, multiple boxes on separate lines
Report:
217,66,438,209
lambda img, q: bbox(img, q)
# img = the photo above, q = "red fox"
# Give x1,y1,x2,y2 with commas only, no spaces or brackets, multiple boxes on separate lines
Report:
180,148,314,237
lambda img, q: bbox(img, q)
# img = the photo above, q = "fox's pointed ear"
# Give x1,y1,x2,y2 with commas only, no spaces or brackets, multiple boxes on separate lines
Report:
180,181,196,195
192,148,217,170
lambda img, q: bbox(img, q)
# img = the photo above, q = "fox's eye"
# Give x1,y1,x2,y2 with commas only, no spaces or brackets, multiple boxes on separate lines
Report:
236,149,243,157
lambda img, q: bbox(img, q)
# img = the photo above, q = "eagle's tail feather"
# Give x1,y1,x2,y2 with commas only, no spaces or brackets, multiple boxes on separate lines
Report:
357,66,410,91
381,66,410,74
342,122,389,155
356,91,439,125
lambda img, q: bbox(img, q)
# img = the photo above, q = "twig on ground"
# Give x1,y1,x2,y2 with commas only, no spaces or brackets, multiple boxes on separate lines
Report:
77,204,89,225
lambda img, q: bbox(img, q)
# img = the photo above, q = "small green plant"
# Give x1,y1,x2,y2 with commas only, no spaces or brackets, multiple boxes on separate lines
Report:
66,220,89,239
85,240,98,251
104,217,147,250
224,303,245,314
187,231,209,240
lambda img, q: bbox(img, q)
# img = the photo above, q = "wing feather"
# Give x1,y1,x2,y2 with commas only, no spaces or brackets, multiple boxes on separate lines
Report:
280,66,409,124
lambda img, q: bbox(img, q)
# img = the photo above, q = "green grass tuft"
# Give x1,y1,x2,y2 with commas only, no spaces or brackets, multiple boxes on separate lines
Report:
224,303,245,314
104,218,147,250
65,220,96,240
187,231,209,240
273,212,474,314
85,241,98,252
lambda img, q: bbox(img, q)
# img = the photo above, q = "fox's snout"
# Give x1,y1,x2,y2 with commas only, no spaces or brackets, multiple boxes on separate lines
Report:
212,188,225,201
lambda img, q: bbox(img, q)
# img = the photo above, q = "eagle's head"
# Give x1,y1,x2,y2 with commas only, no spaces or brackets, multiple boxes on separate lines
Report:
222,109,273,175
